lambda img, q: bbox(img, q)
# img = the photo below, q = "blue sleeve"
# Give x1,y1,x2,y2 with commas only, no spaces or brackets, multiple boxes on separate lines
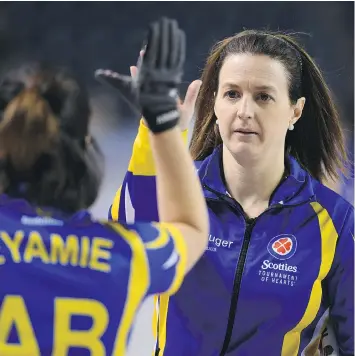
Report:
327,206,354,355
108,120,189,223
132,222,187,296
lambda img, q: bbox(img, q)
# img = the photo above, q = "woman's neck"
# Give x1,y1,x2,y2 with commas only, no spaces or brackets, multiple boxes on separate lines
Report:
222,147,286,215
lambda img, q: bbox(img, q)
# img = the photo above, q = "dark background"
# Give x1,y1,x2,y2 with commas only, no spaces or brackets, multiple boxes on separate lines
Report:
0,1,353,128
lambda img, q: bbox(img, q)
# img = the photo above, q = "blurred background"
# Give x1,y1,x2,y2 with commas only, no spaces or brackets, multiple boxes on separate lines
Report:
0,2,353,355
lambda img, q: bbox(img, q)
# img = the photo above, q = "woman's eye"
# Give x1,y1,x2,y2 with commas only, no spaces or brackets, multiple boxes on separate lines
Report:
257,93,272,102
225,90,239,99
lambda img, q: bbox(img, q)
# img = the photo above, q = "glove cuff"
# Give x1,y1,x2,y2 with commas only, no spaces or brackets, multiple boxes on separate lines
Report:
143,109,179,133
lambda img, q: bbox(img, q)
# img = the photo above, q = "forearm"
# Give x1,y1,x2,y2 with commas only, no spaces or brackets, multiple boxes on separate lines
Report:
150,127,208,233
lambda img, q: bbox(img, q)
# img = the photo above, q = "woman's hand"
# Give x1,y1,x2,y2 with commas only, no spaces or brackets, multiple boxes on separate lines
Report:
96,49,201,131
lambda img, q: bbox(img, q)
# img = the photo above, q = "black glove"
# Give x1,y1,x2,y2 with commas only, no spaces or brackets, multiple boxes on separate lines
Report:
95,18,185,133
136,17,185,133
94,68,141,118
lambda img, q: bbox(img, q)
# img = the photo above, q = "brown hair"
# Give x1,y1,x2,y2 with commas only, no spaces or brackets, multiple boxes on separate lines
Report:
0,64,102,212
190,30,348,182
0,88,58,170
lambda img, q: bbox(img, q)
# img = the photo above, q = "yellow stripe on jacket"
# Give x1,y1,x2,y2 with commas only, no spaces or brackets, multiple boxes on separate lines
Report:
281,202,339,355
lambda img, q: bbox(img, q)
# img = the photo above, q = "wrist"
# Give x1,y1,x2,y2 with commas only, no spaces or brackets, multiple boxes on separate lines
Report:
142,107,179,134
141,117,188,133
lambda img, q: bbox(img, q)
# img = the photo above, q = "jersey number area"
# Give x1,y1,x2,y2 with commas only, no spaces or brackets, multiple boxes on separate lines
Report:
0,295,119,356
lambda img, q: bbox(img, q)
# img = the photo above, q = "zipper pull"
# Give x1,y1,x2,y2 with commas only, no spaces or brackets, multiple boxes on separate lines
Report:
245,217,256,228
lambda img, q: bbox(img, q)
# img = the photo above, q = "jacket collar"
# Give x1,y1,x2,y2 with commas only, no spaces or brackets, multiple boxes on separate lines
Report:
0,193,92,223
197,146,315,207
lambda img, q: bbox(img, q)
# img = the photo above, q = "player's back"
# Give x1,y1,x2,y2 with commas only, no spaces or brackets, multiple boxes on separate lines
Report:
0,194,186,356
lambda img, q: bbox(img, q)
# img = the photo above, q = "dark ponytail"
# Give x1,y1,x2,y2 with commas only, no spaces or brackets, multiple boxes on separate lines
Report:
279,35,348,182
0,88,59,170
0,65,102,212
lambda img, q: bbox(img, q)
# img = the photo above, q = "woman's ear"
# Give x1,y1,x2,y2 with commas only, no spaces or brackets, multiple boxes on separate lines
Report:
292,97,306,124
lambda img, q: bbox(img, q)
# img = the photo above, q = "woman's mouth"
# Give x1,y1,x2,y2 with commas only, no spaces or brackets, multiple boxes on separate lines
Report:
234,129,258,135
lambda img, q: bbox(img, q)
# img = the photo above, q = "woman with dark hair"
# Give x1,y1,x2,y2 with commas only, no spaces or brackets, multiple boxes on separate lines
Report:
105,30,354,355
0,18,209,355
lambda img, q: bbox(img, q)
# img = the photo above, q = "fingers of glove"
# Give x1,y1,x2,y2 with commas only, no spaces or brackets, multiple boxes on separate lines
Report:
95,69,141,115
177,29,186,70
169,19,179,68
158,17,170,69
95,69,132,89
144,22,159,68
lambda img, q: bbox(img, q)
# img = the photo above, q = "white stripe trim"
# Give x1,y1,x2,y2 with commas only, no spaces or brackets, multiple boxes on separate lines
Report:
301,308,329,356
301,308,339,356
124,183,136,224
152,298,160,352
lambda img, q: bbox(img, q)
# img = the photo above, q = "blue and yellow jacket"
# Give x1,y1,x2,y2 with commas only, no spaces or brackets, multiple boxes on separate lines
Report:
110,121,354,356
0,193,186,355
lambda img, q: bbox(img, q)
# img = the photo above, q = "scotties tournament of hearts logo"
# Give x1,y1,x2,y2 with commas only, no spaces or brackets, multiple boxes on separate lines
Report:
267,234,297,260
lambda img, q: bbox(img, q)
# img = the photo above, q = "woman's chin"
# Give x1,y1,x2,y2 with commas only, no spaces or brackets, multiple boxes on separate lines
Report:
228,141,259,158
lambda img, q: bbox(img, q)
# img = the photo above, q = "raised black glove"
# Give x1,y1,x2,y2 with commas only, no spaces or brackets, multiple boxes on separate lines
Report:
95,18,185,133
136,17,185,133
94,68,141,118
